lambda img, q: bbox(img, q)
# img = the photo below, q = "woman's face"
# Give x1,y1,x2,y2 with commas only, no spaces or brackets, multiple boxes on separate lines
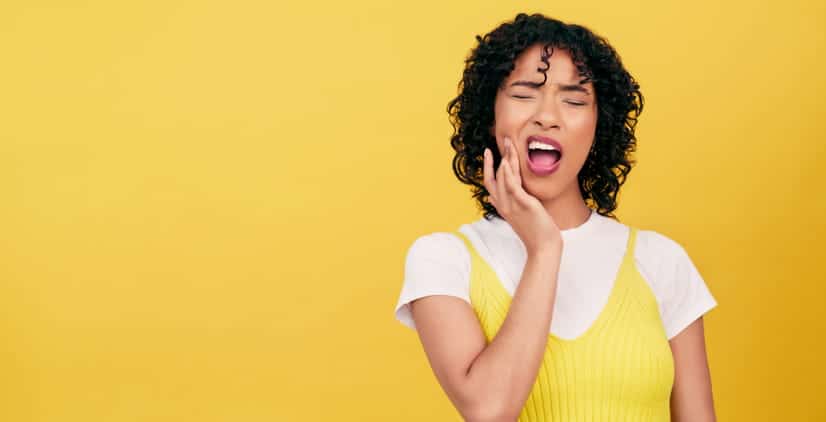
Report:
490,43,598,202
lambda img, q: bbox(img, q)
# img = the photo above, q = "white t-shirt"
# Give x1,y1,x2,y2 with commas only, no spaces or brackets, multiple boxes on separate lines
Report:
394,209,718,341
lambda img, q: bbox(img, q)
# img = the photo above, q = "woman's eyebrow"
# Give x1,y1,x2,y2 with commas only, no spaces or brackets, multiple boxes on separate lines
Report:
509,80,543,88
557,83,591,95
509,80,591,95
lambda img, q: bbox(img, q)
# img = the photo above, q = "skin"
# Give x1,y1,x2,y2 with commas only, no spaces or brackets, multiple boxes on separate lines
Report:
412,42,716,421
410,137,563,420
669,317,718,421
489,43,595,232
491,42,717,420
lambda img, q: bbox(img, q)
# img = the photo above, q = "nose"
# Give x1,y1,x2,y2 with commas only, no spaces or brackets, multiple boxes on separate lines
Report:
532,96,561,130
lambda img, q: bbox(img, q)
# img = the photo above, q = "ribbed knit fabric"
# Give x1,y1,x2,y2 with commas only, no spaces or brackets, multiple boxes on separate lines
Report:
453,227,674,421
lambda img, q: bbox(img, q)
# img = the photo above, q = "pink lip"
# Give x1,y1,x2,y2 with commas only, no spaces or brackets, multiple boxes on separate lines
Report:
525,135,563,176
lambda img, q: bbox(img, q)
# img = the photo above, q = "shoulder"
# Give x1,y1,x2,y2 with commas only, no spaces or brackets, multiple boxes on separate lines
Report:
631,226,701,289
634,228,692,267
404,215,499,265
394,229,474,330
573,214,688,262
404,231,469,267
631,227,718,340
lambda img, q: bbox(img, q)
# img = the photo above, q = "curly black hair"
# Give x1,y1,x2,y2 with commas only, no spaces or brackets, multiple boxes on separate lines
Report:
447,12,643,221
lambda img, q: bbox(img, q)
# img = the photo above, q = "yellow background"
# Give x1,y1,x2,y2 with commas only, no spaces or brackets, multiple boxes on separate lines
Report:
2,1,824,421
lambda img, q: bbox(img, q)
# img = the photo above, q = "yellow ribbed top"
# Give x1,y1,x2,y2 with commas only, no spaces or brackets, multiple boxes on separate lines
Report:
453,227,674,421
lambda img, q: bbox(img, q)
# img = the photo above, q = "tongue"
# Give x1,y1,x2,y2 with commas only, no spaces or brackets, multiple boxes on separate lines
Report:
529,150,560,167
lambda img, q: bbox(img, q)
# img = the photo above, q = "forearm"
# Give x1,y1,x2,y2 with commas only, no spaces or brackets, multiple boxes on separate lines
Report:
463,244,562,420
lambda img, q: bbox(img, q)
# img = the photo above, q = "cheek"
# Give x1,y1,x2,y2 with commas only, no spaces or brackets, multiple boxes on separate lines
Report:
493,106,518,133
492,101,522,153
569,109,597,137
567,106,597,128
494,94,535,127
566,113,597,161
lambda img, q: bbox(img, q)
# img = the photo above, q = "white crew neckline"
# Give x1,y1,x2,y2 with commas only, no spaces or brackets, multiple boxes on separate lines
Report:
487,207,601,243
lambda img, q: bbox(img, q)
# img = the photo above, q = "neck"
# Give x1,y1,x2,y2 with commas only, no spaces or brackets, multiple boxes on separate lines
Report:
540,186,593,231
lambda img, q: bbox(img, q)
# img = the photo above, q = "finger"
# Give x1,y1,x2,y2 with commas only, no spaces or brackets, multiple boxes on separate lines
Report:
502,152,520,198
483,148,498,204
504,139,534,206
496,154,509,204
507,138,529,204
508,137,522,181
501,158,513,194
503,137,515,193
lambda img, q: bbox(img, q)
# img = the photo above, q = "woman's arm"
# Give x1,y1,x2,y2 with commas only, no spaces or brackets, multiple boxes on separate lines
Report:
669,316,717,421
410,244,562,422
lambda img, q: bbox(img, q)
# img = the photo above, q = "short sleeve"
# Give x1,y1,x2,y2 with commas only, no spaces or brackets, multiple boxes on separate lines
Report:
393,232,472,331
636,230,719,340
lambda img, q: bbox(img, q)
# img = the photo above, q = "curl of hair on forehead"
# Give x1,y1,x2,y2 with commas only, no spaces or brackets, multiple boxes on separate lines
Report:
535,42,595,87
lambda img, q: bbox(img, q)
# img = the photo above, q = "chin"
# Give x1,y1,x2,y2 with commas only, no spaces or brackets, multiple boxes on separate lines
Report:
524,176,574,202
523,182,556,202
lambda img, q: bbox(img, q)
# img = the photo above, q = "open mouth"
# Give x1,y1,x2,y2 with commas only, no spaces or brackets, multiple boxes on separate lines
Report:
527,148,562,167
527,136,563,169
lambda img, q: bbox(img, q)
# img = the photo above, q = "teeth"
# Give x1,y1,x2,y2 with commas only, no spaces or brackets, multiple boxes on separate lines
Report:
528,141,558,151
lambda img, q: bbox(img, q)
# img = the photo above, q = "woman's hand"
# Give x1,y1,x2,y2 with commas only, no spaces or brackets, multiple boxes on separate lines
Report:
483,137,562,255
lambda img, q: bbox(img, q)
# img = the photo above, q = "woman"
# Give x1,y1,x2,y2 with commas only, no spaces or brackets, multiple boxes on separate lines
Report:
394,13,718,422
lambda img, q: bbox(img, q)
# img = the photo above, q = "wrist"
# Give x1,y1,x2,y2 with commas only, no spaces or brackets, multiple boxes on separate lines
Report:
527,240,562,260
